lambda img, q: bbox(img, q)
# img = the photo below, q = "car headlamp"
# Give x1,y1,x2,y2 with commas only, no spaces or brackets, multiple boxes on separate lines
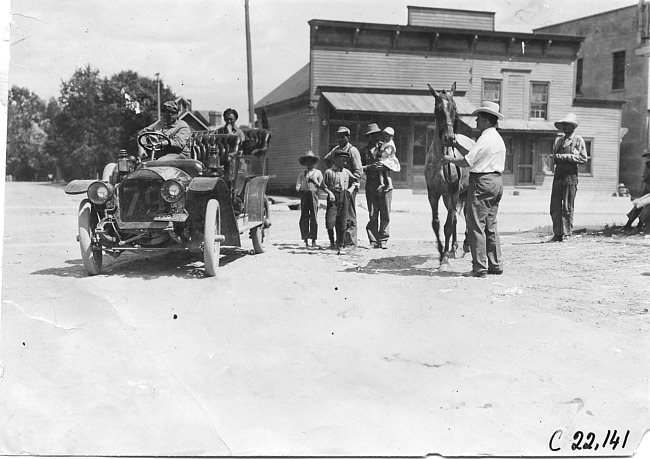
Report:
161,180,185,203
87,181,114,205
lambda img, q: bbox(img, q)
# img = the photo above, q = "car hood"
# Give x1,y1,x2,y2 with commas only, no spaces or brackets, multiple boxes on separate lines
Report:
125,166,192,183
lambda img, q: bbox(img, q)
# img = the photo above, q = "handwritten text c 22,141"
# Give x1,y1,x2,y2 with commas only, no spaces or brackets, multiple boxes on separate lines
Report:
549,429,630,452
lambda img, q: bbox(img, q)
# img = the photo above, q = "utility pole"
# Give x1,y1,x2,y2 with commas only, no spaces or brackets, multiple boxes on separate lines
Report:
155,72,161,121
245,0,255,128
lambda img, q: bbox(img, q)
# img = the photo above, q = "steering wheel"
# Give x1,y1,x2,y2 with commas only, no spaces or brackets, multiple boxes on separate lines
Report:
137,131,172,158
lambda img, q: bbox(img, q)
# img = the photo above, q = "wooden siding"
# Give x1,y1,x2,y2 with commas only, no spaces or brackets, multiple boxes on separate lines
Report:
469,60,575,121
407,7,494,31
571,106,621,194
312,50,473,93
265,105,312,193
504,74,525,119
313,50,576,120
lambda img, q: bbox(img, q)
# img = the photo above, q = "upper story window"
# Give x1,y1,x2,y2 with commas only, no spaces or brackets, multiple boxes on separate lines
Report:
612,51,625,90
575,58,583,95
482,80,501,106
530,82,549,120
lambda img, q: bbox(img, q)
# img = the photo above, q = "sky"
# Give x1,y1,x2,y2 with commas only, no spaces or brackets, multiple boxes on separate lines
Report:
8,0,639,125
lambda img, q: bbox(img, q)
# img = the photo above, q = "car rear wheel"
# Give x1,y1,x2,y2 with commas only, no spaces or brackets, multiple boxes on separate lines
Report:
78,199,103,276
203,199,221,277
250,198,270,254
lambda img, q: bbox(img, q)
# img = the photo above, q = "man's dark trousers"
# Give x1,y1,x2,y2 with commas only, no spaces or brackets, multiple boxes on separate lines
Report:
365,188,391,245
467,172,503,274
550,175,578,237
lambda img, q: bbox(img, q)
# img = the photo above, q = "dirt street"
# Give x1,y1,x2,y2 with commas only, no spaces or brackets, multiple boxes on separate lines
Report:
1,182,648,457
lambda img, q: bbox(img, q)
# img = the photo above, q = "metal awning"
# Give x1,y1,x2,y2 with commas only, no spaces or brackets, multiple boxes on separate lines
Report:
322,91,558,132
321,91,475,115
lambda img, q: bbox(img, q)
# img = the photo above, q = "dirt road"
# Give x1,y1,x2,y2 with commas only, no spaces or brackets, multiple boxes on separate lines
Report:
1,182,648,457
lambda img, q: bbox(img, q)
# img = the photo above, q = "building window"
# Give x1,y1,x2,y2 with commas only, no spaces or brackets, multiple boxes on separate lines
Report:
612,51,625,90
530,83,549,120
578,139,592,174
482,80,501,105
575,58,583,95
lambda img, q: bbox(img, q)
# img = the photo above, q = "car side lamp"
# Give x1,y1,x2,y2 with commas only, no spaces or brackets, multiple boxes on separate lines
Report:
117,149,134,175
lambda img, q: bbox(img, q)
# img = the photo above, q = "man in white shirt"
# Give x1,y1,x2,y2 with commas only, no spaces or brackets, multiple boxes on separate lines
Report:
443,101,506,278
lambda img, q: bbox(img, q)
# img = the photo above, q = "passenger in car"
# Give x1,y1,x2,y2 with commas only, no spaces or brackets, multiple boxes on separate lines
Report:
140,100,192,160
217,108,247,144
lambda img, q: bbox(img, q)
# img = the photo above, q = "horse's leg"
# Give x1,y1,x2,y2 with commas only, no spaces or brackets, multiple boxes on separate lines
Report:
441,192,458,261
426,186,444,263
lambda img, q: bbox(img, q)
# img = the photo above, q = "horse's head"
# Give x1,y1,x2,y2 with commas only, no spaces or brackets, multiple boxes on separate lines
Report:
428,82,457,148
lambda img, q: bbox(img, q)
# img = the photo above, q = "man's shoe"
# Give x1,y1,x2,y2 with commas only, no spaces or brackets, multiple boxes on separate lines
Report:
462,271,487,278
487,269,503,275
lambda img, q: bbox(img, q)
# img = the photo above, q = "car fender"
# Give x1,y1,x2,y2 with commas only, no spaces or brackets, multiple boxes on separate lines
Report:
64,180,98,195
186,177,241,247
244,175,271,223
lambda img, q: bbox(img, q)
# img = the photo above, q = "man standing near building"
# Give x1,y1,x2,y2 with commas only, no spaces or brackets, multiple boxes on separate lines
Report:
360,123,391,249
324,126,362,247
549,113,588,242
443,101,506,278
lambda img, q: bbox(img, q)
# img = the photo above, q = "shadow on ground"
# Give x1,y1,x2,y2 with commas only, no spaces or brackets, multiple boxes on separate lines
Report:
31,249,248,280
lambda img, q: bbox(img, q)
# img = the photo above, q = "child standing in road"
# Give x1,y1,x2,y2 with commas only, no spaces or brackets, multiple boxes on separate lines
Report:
377,127,400,192
295,151,323,247
321,149,358,252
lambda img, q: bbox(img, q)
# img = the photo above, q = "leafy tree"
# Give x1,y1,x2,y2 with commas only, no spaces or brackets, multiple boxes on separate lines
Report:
6,86,54,180
45,65,177,180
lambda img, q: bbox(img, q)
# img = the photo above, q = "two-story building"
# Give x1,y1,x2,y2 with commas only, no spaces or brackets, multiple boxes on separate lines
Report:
256,6,623,196
535,2,649,196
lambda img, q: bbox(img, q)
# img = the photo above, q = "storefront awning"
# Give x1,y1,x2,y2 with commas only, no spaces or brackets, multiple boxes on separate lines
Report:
322,91,558,132
322,91,475,116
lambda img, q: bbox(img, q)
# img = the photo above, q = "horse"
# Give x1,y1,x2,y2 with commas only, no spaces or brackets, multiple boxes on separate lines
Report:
424,82,475,267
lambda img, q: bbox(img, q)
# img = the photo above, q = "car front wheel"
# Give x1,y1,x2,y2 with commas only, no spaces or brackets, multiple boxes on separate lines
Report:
78,199,103,276
203,199,221,277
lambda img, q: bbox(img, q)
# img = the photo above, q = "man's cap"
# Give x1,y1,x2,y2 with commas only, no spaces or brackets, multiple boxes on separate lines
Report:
298,150,320,165
384,127,395,136
224,108,239,120
162,101,179,113
365,123,381,135
554,113,579,130
333,149,350,158
471,101,504,120
337,126,351,135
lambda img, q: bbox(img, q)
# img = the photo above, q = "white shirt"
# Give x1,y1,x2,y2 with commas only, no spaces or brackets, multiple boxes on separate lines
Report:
464,127,506,173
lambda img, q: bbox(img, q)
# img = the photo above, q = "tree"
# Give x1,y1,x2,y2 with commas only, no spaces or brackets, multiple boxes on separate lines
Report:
45,65,177,180
6,87,54,180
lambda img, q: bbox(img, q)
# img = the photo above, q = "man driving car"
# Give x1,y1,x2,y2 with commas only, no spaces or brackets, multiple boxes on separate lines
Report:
139,100,191,160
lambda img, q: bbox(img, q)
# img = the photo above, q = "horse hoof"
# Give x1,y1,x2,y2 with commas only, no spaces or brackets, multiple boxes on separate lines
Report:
439,258,450,270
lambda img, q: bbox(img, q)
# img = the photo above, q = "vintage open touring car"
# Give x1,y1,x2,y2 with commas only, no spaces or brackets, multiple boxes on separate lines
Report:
64,128,272,277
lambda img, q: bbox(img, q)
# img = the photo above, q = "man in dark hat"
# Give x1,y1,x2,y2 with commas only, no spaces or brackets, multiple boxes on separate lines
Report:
323,126,362,247
217,108,246,143
140,100,191,160
295,151,323,247
360,122,391,248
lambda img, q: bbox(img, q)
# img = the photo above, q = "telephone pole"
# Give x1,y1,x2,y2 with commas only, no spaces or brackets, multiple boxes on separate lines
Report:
245,0,255,128
155,72,161,121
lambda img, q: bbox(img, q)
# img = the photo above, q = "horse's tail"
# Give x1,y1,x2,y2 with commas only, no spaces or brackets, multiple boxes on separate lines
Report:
457,186,467,217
